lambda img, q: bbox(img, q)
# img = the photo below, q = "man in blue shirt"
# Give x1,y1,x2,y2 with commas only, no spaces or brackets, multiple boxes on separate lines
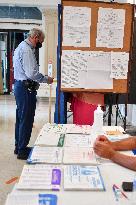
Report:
13,28,53,160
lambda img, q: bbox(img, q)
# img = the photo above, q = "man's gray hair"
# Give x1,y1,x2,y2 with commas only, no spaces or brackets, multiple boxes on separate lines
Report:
28,28,45,39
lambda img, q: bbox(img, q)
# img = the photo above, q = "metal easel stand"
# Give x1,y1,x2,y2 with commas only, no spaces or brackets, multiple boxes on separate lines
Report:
103,105,113,124
103,94,114,125
103,94,127,130
115,94,127,131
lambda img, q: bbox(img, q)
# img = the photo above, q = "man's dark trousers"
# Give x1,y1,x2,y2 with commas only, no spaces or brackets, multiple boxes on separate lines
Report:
14,80,37,154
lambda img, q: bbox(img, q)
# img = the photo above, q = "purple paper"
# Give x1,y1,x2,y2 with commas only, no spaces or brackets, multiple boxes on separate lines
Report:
51,169,61,190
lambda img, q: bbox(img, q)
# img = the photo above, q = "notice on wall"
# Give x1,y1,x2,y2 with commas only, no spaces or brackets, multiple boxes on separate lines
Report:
61,50,87,88
61,50,129,88
96,7,125,48
110,52,129,79
61,50,113,89
63,6,91,47
87,51,111,71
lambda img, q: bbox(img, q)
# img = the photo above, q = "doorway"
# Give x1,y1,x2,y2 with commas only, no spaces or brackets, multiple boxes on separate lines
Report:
0,30,28,94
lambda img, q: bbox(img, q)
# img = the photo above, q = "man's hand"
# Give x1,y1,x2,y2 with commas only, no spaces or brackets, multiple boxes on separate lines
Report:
47,76,54,84
94,135,111,146
93,141,115,159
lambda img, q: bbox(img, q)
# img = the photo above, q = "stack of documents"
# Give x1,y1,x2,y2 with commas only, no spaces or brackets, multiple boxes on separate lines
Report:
34,133,65,147
41,123,67,134
64,134,93,147
5,193,57,205
17,165,61,190
27,147,63,164
102,126,124,135
65,124,91,134
64,165,105,191
107,134,130,142
63,147,98,165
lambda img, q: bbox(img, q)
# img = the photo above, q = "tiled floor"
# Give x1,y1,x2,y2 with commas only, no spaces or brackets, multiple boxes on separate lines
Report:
0,94,55,205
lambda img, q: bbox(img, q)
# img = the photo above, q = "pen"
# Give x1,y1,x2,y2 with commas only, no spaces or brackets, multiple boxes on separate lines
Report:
113,184,129,200
112,185,119,201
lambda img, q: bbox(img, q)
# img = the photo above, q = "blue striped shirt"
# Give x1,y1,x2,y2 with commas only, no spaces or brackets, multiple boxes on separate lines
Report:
13,39,48,83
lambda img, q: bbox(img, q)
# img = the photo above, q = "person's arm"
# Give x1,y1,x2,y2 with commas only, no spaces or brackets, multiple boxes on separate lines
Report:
94,141,136,171
111,137,136,151
111,151,136,171
96,135,136,151
23,49,53,84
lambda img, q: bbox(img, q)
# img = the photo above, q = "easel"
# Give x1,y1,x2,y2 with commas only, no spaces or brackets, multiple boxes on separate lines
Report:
104,94,128,130
54,0,134,125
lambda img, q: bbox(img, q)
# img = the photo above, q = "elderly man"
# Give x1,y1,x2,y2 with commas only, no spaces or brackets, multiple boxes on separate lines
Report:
94,135,136,171
13,28,53,160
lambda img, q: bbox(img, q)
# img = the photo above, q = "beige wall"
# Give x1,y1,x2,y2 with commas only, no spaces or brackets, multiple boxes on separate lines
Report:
41,9,58,78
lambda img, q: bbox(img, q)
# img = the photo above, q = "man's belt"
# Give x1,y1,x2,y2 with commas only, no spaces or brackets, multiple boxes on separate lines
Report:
23,79,40,91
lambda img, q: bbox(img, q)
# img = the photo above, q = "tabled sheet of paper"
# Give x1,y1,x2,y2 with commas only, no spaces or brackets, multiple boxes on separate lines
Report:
102,126,124,134
110,52,129,79
63,6,91,47
35,132,64,147
64,165,105,190
40,123,66,134
107,134,130,142
65,124,91,134
63,147,97,165
64,134,93,147
5,194,39,205
96,8,125,48
17,165,61,190
28,146,63,164
5,193,57,205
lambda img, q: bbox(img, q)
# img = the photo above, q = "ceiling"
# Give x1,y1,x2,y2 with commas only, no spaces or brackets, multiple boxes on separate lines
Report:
0,0,134,8
0,0,61,8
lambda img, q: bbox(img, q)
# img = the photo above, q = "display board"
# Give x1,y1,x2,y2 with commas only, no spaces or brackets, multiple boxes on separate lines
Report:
61,0,134,93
